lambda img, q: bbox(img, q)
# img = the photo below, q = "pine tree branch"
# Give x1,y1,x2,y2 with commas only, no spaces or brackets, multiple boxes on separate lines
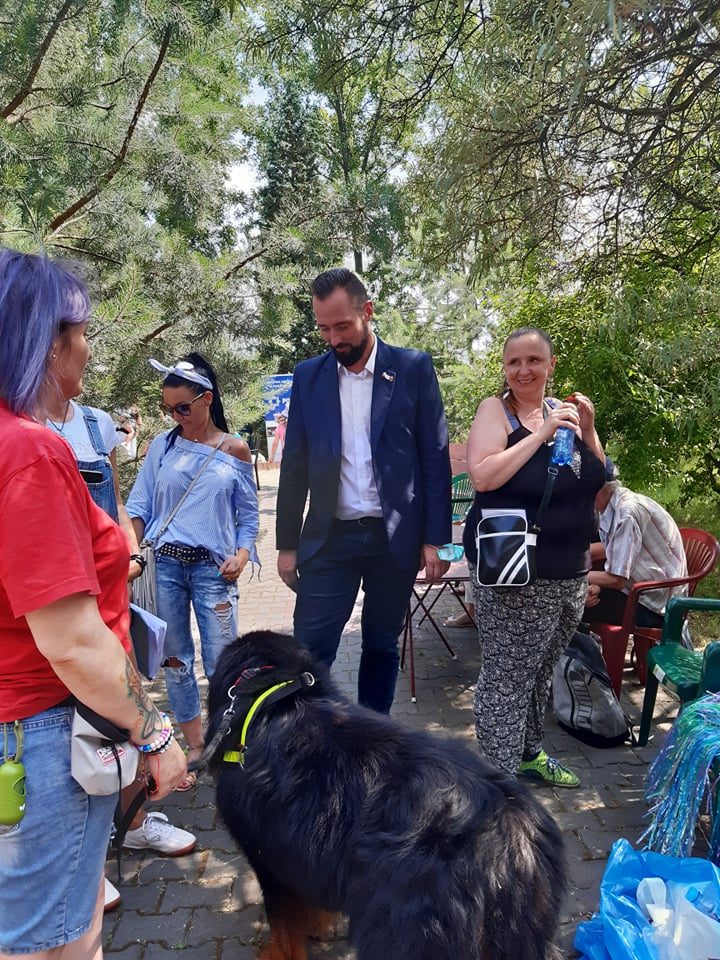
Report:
141,321,175,343
48,242,122,265
47,25,173,234
1,0,78,119
222,206,341,280
223,246,268,279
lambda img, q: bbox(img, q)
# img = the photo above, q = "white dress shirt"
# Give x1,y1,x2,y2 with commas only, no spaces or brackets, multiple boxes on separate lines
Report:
335,337,383,520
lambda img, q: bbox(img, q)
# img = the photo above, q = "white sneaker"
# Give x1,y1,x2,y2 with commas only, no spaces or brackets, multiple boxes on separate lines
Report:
104,876,121,912
122,812,196,856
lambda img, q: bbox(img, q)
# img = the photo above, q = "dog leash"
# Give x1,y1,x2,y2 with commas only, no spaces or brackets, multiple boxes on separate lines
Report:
188,667,315,773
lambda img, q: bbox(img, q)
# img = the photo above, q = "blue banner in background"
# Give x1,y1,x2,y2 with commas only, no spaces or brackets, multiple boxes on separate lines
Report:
263,374,292,463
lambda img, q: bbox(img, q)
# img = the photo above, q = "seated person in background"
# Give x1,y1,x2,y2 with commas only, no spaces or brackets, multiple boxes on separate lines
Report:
584,479,687,628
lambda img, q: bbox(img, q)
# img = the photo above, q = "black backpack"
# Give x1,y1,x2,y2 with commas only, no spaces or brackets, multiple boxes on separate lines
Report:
552,629,633,748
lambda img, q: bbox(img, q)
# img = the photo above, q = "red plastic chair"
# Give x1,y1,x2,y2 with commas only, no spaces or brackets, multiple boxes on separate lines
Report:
587,527,719,698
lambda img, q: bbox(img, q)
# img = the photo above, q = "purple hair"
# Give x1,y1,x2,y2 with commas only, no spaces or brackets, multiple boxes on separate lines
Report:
0,248,90,415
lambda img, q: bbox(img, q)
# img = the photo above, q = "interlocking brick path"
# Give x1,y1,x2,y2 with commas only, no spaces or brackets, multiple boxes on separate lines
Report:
104,471,679,959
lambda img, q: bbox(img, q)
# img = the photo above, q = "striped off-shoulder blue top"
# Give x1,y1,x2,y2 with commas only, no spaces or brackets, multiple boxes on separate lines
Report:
126,432,260,568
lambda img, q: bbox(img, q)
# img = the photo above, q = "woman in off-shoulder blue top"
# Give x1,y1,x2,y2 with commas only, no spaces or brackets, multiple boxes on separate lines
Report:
126,352,259,789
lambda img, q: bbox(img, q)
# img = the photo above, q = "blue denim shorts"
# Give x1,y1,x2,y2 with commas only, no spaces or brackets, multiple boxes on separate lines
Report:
0,705,116,954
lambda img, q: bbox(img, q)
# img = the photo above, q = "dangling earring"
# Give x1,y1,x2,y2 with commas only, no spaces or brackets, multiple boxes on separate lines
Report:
546,375,554,398
501,377,510,400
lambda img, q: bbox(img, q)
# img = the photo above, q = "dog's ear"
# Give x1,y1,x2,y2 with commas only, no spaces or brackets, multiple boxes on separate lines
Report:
211,631,317,698
235,630,317,675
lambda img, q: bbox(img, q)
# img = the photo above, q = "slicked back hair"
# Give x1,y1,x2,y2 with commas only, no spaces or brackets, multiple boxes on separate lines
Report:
311,268,368,306
503,326,554,357
0,248,90,416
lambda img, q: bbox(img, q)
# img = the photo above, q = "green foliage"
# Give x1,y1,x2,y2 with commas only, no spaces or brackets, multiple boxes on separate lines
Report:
1,0,718,529
0,0,265,426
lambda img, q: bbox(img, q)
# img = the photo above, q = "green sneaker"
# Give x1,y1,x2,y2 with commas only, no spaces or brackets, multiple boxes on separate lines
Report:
518,749,580,788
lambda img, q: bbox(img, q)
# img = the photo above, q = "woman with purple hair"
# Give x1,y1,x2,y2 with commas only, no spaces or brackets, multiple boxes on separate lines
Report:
0,248,187,959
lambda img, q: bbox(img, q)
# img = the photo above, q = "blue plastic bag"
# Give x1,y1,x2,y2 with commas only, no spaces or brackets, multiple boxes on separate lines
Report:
574,839,720,960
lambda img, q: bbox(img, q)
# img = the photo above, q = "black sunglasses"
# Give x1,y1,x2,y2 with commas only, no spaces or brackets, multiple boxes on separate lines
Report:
160,394,206,417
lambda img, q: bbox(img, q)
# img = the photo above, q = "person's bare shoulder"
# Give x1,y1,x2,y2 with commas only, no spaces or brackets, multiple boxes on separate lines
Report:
223,436,252,462
474,395,509,423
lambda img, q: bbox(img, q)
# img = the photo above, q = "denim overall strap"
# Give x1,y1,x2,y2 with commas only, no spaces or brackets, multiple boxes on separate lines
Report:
80,405,109,457
77,406,119,522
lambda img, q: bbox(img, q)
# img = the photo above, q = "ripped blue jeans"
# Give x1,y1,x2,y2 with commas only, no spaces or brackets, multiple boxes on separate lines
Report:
156,556,238,723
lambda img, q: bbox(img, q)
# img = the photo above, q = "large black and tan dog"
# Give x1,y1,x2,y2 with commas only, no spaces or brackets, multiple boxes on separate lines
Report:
206,631,565,960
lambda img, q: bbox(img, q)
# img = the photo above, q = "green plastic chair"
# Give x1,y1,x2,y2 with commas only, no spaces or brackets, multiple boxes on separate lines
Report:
638,596,720,745
451,472,474,523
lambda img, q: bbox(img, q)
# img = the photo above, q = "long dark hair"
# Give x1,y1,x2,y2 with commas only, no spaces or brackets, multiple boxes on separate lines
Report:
497,326,554,416
164,351,228,446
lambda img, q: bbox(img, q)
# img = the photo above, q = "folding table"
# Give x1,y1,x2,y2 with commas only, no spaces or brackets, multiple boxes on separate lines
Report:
400,559,475,702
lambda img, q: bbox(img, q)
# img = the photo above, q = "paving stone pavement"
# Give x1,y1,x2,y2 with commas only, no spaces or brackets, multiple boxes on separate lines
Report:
104,471,680,959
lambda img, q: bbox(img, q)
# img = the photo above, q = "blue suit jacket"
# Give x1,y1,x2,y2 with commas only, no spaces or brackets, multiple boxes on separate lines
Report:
276,338,452,571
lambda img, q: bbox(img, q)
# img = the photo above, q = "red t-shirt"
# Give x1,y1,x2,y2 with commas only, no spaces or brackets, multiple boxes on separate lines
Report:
0,402,131,720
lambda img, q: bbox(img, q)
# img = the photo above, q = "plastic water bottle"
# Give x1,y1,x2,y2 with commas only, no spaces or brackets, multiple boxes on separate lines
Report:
551,427,575,466
437,544,464,562
686,885,720,921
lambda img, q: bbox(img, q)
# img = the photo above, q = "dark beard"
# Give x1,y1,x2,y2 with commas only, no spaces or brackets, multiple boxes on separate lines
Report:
333,329,371,368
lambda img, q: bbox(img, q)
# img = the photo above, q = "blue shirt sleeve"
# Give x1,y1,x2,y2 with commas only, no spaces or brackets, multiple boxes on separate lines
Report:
125,433,167,524
232,464,260,563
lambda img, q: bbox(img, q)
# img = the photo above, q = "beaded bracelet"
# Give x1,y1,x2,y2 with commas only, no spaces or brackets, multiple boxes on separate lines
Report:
133,714,173,754
129,553,147,573
142,732,175,755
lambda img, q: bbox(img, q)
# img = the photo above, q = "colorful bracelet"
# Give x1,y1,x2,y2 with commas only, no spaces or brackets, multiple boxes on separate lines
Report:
133,714,173,754
141,732,175,755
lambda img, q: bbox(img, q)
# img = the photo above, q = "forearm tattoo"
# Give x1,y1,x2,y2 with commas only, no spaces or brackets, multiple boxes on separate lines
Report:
125,658,163,740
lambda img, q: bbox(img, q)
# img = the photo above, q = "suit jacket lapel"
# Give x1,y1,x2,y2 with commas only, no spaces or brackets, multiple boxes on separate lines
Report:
371,338,395,450
321,352,342,460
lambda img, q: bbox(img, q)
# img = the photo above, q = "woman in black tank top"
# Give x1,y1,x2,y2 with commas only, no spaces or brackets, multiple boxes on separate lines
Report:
465,327,606,786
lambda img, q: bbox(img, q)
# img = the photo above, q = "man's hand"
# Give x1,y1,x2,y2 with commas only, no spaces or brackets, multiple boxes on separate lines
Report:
277,550,299,591
585,583,601,607
420,544,450,582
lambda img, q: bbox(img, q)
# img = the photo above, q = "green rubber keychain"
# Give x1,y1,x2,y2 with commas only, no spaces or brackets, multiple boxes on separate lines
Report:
0,721,26,826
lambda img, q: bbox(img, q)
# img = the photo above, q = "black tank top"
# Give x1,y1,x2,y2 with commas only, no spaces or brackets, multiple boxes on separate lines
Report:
463,408,606,579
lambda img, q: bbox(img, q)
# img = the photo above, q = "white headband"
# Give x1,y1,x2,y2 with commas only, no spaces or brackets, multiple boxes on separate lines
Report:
149,358,213,392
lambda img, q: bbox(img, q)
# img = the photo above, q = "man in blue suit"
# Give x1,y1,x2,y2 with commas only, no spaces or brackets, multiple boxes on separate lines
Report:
276,268,452,713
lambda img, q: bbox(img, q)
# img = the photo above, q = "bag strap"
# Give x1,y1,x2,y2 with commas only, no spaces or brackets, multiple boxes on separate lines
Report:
533,464,558,532
532,399,561,531
153,435,224,541
111,777,153,883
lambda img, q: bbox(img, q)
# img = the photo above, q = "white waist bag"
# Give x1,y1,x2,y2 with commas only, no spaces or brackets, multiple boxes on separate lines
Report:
71,706,138,796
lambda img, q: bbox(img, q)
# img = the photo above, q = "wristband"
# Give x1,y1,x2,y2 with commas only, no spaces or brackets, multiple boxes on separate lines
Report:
130,553,147,573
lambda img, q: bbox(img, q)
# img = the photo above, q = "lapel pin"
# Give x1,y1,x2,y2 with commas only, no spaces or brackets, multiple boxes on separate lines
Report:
381,371,395,382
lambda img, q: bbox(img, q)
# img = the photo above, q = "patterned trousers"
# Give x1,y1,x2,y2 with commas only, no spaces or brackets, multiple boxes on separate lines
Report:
471,575,587,774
